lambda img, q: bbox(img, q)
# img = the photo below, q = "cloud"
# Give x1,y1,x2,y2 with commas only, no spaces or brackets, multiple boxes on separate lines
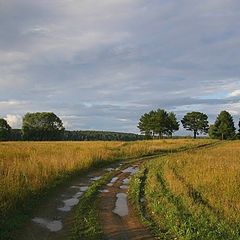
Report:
4,114,22,128
0,0,240,133
229,90,240,97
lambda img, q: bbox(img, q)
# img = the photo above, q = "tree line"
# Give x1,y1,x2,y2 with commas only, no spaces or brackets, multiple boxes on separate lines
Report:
138,109,240,140
0,110,240,141
0,112,143,141
64,130,144,141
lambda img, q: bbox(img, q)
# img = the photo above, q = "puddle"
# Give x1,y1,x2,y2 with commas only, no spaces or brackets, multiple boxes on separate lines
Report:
64,197,79,206
122,178,130,185
70,186,80,189
107,177,118,186
58,194,81,212
99,189,109,193
90,176,102,181
113,193,128,217
122,166,139,175
74,192,84,198
110,177,118,183
58,184,89,212
70,185,88,191
140,197,145,203
32,218,63,232
106,167,115,172
120,185,128,189
79,186,88,192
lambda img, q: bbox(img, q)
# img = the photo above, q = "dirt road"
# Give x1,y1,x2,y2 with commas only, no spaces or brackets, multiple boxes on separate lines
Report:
13,161,154,240
99,164,154,240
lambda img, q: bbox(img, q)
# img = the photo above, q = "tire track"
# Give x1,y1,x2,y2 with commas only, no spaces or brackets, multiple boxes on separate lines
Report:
98,163,155,240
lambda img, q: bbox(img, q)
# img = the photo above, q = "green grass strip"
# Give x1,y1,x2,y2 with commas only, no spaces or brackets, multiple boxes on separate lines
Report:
130,152,240,240
70,172,113,240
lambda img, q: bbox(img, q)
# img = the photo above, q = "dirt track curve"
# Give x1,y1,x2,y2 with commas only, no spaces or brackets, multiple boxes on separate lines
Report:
99,163,154,240
13,161,155,240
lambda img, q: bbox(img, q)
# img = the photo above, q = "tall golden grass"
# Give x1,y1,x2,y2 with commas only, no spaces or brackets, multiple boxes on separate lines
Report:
140,141,240,239
166,141,240,223
0,141,121,217
0,139,210,220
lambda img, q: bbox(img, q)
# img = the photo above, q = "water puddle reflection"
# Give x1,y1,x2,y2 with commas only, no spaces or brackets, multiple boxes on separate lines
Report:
90,176,102,181
99,189,109,193
112,193,128,217
32,217,63,232
122,166,139,175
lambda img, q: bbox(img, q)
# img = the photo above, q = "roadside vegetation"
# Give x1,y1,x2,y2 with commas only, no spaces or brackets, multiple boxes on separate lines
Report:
129,141,240,239
0,139,212,239
70,171,113,240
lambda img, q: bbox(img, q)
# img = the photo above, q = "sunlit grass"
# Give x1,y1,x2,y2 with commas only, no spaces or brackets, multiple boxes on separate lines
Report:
167,141,240,223
0,139,214,239
134,141,240,239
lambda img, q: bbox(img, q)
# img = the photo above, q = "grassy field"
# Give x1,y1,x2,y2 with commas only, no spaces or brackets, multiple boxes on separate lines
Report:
129,141,240,239
0,139,212,238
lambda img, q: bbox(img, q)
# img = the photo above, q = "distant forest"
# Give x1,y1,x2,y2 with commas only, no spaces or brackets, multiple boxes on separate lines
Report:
0,112,143,141
8,129,144,141
64,130,144,141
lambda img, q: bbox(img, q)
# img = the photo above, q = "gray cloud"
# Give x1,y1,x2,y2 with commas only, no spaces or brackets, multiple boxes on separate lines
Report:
0,0,240,133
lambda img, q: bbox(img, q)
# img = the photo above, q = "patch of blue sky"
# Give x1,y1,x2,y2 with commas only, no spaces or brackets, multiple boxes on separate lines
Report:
196,91,229,100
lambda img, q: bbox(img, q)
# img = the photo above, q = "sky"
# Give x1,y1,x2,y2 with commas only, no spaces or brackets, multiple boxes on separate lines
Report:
0,0,240,134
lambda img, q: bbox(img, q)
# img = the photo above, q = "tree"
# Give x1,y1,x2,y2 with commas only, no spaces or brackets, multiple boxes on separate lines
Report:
167,112,179,137
208,124,218,139
239,119,240,134
22,112,65,141
0,118,11,141
237,119,240,139
153,109,169,138
209,111,236,140
181,112,209,139
138,109,179,138
138,112,153,138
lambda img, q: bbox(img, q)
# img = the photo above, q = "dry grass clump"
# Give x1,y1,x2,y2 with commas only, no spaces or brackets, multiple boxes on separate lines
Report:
167,141,240,223
119,139,213,158
0,141,122,216
138,141,240,239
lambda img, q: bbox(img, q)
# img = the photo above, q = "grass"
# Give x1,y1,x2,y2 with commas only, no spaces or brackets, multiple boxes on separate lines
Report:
129,141,240,239
0,139,214,239
70,172,113,240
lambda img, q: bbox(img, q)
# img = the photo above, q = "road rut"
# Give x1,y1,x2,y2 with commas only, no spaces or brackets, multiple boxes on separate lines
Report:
99,163,155,240
13,161,154,240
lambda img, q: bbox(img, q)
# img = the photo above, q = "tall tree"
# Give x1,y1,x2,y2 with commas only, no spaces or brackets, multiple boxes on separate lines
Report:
154,109,169,138
167,112,180,137
22,112,65,141
210,111,236,140
181,112,209,139
208,124,218,139
138,112,153,138
0,118,11,141
138,109,179,138
237,119,240,139
238,118,240,134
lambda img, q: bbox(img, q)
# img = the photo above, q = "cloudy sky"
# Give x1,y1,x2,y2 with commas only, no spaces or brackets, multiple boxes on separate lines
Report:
0,0,240,133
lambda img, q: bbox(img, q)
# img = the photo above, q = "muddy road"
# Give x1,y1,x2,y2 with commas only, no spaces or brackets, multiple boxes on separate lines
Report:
99,164,154,240
14,161,154,240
